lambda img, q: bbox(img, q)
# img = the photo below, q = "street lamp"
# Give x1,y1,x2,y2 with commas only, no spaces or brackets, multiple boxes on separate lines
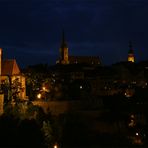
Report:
37,93,42,99
54,144,58,148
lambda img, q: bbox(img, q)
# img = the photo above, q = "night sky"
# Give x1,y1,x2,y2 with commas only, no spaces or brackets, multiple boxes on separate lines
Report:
0,0,148,68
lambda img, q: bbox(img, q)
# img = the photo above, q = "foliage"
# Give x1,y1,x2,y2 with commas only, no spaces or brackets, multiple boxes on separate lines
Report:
0,116,47,147
1,77,23,102
41,120,54,147
3,101,55,147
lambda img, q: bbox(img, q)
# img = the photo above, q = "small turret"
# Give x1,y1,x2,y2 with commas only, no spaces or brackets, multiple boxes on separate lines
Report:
128,41,135,63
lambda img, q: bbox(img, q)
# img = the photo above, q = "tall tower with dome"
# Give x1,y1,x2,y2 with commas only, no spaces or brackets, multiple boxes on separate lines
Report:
128,41,135,63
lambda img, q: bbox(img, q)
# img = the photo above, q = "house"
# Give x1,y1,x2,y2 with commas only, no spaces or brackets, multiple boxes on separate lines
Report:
0,48,26,100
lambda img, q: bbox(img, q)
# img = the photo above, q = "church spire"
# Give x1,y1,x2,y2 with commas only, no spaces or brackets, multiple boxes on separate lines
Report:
59,30,69,64
128,41,134,54
61,30,68,49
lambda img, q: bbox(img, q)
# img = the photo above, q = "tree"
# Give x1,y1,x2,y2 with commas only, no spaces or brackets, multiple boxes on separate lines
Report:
41,120,54,147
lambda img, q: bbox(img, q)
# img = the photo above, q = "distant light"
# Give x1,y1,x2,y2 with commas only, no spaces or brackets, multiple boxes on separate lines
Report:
54,144,58,148
80,85,83,89
37,93,41,99
104,86,107,90
130,114,134,118
132,81,136,84
42,86,46,91
128,119,135,127
136,132,139,136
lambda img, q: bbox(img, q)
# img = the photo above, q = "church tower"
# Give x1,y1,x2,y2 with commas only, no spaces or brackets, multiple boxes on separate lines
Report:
128,41,135,63
59,31,69,64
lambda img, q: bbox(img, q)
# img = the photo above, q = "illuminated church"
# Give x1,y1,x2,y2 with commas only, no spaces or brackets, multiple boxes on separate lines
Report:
56,31,101,65
0,48,26,100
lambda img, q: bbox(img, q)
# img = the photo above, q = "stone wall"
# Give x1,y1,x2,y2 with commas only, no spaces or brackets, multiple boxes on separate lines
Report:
32,100,81,115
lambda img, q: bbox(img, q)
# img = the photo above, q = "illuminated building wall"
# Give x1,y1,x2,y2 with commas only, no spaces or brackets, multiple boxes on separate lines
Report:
128,54,135,63
60,46,69,64
0,49,26,100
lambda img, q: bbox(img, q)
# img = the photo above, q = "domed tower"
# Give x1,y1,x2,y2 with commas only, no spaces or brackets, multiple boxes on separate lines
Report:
59,31,69,64
128,41,135,63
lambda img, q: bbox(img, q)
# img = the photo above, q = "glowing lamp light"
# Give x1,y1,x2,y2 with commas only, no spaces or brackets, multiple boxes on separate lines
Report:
37,93,41,99
80,85,83,89
42,86,46,91
136,132,139,136
54,144,58,148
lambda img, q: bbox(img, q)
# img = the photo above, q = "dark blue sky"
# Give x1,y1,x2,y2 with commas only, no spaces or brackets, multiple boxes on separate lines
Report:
0,0,148,68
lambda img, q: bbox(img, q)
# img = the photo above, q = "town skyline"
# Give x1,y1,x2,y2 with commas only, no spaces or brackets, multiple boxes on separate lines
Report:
0,0,148,67
1,35,147,68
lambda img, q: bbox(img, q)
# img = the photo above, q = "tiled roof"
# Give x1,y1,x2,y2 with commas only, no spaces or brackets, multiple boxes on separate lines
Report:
69,56,101,64
2,59,20,75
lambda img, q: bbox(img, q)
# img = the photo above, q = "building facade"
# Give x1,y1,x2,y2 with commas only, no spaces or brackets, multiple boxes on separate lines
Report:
57,31,69,64
57,31,101,65
0,48,26,100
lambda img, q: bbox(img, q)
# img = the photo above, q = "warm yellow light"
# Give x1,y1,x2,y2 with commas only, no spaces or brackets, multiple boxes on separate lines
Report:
128,56,134,62
37,93,41,99
0,48,2,55
42,86,46,91
54,144,58,148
